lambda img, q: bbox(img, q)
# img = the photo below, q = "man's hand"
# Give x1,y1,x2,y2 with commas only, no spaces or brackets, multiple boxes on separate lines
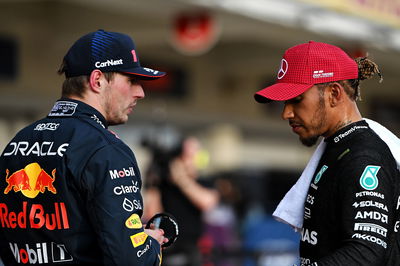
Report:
144,224,169,246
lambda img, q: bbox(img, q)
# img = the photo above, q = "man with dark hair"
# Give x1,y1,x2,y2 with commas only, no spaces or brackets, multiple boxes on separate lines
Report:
255,41,400,265
0,29,167,265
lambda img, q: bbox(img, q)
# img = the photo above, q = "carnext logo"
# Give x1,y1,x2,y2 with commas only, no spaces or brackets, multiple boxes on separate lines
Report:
95,59,123,68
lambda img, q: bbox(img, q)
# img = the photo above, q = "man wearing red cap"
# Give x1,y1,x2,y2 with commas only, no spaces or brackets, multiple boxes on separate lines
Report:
255,41,400,265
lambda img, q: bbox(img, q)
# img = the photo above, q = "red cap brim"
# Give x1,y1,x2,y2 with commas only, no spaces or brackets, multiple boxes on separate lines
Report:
254,83,313,103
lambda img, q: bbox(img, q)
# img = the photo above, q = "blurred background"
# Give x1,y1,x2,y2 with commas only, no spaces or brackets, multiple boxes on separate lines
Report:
0,0,399,265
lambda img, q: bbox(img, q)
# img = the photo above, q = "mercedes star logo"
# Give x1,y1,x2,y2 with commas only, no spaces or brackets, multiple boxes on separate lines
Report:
277,59,288,80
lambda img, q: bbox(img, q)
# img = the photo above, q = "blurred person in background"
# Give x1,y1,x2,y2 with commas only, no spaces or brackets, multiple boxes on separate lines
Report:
0,29,168,265
201,176,242,266
144,135,220,266
255,41,400,266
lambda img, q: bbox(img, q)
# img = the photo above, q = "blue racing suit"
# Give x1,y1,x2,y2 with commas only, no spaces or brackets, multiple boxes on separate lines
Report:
0,99,161,265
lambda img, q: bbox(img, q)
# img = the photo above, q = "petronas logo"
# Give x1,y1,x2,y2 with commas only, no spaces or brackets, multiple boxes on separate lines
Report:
360,165,380,191
314,165,328,184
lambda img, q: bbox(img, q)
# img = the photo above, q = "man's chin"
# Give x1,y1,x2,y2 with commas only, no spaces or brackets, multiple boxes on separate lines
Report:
108,116,128,126
300,135,320,147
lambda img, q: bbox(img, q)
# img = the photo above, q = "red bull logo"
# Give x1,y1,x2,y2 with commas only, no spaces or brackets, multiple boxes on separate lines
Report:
1,163,70,231
0,201,70,230
4,163,56,198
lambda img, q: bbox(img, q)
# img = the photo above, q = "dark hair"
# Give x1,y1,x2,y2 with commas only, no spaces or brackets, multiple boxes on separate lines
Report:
317,57,383,101
57,60,116,98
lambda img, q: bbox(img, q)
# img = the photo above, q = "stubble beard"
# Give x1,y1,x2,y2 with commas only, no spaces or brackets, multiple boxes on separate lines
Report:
299,96,327,147
107,108,128,126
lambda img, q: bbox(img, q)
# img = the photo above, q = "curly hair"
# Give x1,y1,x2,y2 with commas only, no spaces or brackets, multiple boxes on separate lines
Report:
317,57,383,101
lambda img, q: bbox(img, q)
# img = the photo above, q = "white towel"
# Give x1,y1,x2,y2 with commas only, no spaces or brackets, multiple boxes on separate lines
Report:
272,119,400,231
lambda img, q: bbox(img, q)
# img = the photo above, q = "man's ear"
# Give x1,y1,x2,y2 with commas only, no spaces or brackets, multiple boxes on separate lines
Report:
88,70,104,93
328,82,345,107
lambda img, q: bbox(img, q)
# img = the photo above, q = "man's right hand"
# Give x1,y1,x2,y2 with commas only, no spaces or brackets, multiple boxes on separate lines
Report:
144,225,169,246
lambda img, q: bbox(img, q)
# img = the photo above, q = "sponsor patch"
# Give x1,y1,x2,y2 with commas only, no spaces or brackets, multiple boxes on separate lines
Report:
301,228,318,245
143,67,159,74
313,70,333,79
304,207,311,220
352,201,388,212
109,167,136,180
333,125,368,143
125,213,142,229
359,165,380,191
0,201,70,230
9,242,73,264
355,191,384,199
48,101,77,117
95,59,123,68
314,165,328,184
137,240,151,257
306,194,314,205
3,142,69,157
130,232,148,247
4,163,56,198
355,211,388,224
354,223,387,237
34,123,60,131
277,59,288,79
114,181,139,196
352,233,387,249
122,198,142,212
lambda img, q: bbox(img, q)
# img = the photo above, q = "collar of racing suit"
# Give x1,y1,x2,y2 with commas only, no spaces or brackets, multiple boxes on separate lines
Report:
325,120,369,145
48,98,109,129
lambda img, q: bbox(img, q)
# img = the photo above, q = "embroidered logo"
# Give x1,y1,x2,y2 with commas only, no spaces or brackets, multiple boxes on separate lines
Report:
313,70,333,78
360,165,380,191
277,59,288,80
125,213,142,229
48,101,77,117
314,165,328,184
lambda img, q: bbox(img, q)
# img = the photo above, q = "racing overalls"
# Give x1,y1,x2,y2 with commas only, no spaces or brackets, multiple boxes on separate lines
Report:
0,99,162,265
300,120,400,266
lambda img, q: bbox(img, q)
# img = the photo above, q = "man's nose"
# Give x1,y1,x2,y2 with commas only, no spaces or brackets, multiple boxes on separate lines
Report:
135,84,145,99
281,103,294,120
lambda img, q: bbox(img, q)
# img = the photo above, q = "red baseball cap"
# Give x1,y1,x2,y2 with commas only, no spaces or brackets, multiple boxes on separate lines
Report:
254,41,359,102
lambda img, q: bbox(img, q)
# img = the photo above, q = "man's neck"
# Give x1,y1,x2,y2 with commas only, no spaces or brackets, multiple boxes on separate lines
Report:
325,101,362,138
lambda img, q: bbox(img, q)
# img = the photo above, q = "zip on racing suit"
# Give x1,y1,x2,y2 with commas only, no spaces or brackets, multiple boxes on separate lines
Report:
0,99,162,265
300,120,400,266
